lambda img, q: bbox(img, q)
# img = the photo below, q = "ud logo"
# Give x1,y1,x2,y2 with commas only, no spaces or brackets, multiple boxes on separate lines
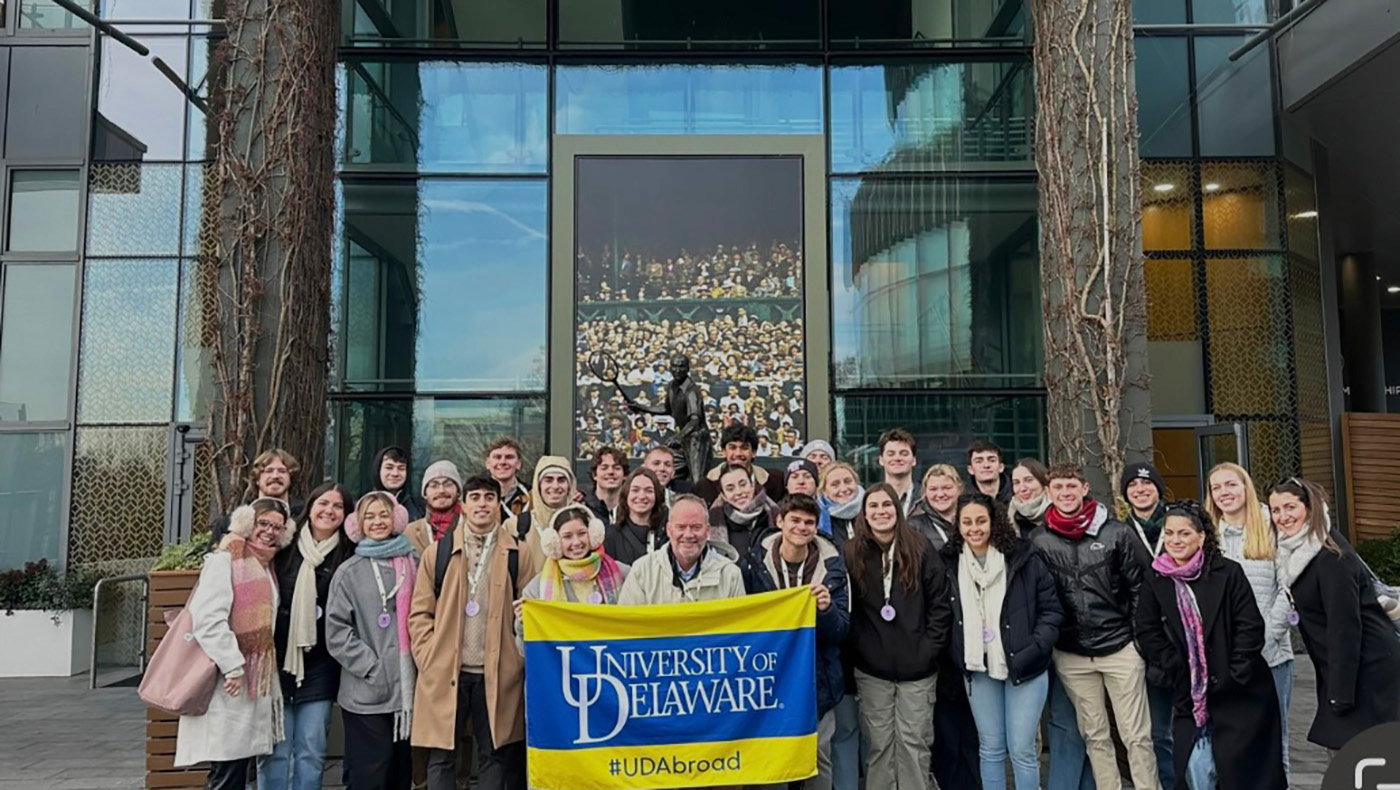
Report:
1090,542,1105,552
558,645,629,745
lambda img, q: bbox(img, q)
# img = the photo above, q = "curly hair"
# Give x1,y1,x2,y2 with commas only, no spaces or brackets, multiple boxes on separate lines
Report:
1163,499,1221,561
945,491,1021,556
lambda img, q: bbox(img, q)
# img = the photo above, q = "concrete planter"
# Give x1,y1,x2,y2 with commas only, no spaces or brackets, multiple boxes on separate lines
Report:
0,609,93,677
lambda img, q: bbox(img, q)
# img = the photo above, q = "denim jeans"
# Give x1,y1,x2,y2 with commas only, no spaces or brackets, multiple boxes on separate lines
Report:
1184,731,1215,790
256,699,332,790
966,671,1049,790
1271,660,1294,784
1147,681,1176,790
831,694,864,790
1046,671,1095,790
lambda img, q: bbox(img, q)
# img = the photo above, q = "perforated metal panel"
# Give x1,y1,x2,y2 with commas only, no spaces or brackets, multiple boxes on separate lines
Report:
68,426,168,565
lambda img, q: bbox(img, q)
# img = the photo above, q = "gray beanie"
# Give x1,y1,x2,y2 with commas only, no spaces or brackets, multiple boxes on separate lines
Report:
421,459,463,497
799,439,836,462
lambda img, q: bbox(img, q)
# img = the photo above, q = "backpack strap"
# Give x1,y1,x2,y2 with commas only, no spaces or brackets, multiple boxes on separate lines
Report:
514,511,532,541
433,532,453,598
508,547,520,593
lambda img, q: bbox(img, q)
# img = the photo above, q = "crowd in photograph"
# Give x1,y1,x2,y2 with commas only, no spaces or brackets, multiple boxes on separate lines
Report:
576,241,803,303
168,425,1400,790
575,313,807,460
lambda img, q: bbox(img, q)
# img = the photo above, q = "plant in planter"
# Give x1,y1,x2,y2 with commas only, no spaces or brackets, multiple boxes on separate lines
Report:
150,532,213,572
0,560,102,677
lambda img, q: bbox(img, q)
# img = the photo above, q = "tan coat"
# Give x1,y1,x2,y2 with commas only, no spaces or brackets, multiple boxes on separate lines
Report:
405,513,466,557
408,522,537,751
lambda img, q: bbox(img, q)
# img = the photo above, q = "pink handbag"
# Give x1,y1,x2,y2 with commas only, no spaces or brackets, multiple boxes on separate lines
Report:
139,585,218,716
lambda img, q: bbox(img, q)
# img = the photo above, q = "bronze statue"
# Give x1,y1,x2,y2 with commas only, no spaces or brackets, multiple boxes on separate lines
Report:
589,351,712,486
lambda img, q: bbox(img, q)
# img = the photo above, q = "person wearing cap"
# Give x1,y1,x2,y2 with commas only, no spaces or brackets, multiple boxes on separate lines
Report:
503,455,578,571
409,474,537,790
406,460,464,557
325,491,418,789
800,439,836,471
1119,461,1175,789
784,458,820,497
513,505,632,653
373,446,426,523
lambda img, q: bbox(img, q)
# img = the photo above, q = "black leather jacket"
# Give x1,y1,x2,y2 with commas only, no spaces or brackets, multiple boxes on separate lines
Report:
1030,502,1149,657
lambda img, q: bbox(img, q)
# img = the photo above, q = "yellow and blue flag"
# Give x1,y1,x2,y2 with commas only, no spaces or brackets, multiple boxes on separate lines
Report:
522,587,817,789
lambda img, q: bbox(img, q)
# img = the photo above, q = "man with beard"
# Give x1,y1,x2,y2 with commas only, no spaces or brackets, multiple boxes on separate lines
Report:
406,460,465,556
208,449,304,542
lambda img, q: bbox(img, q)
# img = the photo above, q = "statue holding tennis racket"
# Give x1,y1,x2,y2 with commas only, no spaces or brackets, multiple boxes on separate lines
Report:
588,351,711,487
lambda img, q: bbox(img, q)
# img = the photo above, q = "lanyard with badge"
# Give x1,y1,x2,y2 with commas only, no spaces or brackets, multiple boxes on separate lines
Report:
371,559,404,629
880,540,897,621
465,529,497,618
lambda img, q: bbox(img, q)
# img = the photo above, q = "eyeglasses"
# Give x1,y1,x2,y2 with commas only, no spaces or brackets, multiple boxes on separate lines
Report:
254,519,283,530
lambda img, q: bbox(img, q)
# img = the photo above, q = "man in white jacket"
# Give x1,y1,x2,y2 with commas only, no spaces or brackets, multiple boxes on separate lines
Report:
618,494,744,605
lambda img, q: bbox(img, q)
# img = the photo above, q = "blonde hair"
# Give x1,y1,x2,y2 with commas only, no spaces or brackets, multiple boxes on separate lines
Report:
1204,462,1273,560
819,461,860,494
922,464,963,490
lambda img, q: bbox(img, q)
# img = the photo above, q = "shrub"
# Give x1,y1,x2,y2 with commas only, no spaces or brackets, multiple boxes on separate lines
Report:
0,560,101,614
1358,529,1400,587
150,532,213,572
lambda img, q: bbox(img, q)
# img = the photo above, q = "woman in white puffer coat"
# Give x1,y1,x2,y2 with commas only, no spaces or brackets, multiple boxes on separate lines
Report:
1205,462,1294,781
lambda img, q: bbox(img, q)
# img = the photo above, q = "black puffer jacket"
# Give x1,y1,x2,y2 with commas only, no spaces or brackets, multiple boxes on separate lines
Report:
1030,501,1149,657
944,540,1064,685
371,446,426,523
907,500,954,551
272,531,354,703
845,534,954,681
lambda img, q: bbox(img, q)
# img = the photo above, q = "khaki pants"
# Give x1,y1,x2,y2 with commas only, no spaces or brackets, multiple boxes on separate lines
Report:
1053,645,1162,790
854,669,936,790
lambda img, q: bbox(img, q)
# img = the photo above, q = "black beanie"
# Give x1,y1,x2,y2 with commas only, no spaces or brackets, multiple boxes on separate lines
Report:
1120,462,1166,500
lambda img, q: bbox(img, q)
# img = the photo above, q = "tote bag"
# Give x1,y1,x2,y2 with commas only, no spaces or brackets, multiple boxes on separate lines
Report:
138,585,218,716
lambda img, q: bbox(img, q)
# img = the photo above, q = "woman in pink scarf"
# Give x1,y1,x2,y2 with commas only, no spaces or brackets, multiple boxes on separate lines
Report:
1135,501,1285,790
512,505,630,655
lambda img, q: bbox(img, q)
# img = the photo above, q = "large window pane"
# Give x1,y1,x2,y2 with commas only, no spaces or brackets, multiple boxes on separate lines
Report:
1145,258,1206,415
831,177,1041,389
77,259,179,424
828,0,1027,47
1202,162,1281,250
558,0,819,48
1193,0,1267,24
346,0,546,47
94,36,189,161
8,170,80,253
1195,36,1275,157
87,164,184,256
573,156,807,463
1136,37,1192,158
330,396,545,496
0,431,69,569
555,64,823,135
0,265,76,423
342,61,547,174
341,179,547,392
1142,162,1195,252
7,48,91,160
830,60,1032,173
1135,0,1186,23
834,393,1046,484
19,0,92,29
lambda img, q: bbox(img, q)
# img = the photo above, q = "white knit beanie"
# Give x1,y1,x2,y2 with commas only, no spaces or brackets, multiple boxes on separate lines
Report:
421,459,463,497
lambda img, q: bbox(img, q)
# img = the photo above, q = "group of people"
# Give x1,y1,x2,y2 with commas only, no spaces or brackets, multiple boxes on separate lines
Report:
575,313,808,460
175,428,1400,790
576,241,802,303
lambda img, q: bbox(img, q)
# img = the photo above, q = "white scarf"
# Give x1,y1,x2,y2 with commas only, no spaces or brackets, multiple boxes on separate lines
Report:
1275,526,1324,592
284,526,340,686
959,545,1009,680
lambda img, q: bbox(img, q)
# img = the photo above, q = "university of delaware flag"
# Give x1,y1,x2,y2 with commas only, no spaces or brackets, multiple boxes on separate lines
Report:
522,587,817,789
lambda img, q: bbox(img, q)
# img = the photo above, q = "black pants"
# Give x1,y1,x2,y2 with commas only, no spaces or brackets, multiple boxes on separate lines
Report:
426,671,525,790
205,759,249,790
933,670,984,790
344,711,413,790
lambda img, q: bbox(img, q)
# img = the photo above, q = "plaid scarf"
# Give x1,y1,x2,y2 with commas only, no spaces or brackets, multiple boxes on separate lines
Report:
541,551,626,604
220,533,278,699
1152,550,1209,729
428,504,461,541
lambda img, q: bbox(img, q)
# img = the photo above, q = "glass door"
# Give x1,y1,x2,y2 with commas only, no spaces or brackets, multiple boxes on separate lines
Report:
1194,421,1249,499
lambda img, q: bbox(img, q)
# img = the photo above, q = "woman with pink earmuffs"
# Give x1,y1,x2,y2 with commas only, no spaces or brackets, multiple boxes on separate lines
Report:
326,491,417,790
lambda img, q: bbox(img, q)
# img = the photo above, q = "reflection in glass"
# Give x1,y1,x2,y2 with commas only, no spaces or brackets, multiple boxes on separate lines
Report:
1192,0,1267,24
1135,37,1191,158
100,0,194,30
573,156,806,462
0,265,76,423
1202,162,1280,250
0,431,68,569
1195,36,1274,157
828,0,1027,47
176,258,215,422
330,397,545,495
8,171,80,253
1134,0,1186,23
829,60,1032,173
88,164,184,256
19,0,91,29
95,37,189,161
555,64,822,135
558,0,818,48
77,258,179,424
340,179,547,392
1142,162,1194,252
831,177,1041,389
835,393,1046,483
346,0,546,46
187,35,226,161
343,61,547,173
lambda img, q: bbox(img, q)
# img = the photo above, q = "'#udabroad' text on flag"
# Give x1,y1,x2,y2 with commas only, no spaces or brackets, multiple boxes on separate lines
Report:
522,587,818,789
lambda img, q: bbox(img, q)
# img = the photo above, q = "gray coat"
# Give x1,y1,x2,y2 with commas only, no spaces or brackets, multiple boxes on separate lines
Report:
325,555,408,715
1219,516,1294,668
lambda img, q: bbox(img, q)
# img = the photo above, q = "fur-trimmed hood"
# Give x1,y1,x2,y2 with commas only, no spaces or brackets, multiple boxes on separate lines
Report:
226,497,297,548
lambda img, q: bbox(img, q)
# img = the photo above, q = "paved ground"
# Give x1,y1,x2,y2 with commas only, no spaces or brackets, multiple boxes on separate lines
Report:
0,658,1333,789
